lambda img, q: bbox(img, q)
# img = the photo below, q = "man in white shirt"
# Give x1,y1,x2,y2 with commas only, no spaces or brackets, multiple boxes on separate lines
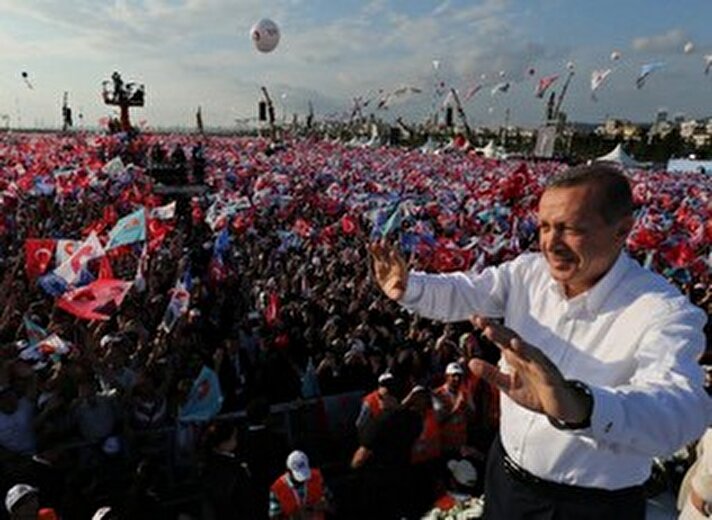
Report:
370,164,710,519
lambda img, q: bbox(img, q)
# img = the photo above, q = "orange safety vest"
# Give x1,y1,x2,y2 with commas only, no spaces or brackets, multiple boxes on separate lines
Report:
270,469,325,519
411,408,441,464
434,384,468,453
363,390,384,418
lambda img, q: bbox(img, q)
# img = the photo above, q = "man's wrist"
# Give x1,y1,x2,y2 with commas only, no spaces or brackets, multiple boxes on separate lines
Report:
548,380,594,430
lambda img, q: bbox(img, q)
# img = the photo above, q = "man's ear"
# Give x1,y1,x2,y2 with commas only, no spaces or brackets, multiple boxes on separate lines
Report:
615,216,635,244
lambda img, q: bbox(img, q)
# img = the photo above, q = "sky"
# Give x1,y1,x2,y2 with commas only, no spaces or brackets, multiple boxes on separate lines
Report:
0,0,711,130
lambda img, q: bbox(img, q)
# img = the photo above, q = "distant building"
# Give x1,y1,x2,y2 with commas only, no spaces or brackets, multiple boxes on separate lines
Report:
655,109,668,124
679,117,712,147
597,118,644,140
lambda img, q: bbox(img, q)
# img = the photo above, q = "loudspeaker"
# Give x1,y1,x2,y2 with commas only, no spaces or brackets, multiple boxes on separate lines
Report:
258,101,267,122
445,107,454,127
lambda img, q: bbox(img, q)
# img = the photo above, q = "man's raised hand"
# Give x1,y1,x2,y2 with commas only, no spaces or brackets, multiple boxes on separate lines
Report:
369,239,408,301
468,316,592,425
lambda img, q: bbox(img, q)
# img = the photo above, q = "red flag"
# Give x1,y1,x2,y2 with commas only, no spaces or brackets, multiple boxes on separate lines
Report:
340,215,359,235
57,279,133,321
25,239,56,279
429,246,473,273
662,242,697,269
98,256,114,279
264,292,280,326
147,218,175,252
103,205,119,227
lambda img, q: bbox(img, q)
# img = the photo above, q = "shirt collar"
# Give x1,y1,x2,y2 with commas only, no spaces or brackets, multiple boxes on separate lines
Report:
547,251,631,315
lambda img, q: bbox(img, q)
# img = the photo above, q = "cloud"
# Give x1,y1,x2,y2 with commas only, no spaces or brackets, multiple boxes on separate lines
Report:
632,28,686,53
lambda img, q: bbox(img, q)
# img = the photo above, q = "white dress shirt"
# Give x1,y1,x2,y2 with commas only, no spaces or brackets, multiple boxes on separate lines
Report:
401,251,711,489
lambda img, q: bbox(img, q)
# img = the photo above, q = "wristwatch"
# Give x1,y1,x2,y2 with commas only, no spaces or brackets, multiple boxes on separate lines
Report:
547,380,594,430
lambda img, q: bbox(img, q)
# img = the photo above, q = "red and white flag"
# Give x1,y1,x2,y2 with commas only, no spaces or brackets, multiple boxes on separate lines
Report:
25,239,56,279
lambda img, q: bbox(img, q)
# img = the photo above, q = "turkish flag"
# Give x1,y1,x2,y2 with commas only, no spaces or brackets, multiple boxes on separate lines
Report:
662,242,698,269
340,215,359,236
147,218,175,252
57,279,133,321
429,246,473,273
25,239,56,279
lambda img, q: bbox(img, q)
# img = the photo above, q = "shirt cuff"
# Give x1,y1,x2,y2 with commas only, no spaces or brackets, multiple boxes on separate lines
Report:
588,385,625,441
400,272,424,306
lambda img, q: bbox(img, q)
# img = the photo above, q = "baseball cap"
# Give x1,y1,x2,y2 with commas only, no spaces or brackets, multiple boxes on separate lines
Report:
377,372,395,386
92,507,113,520
447,459,478,487
286,450,311,482
5,484,38,513
445,362,464,376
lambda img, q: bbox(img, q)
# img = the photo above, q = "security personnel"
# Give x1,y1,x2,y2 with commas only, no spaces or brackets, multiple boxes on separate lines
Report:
434,362,471,456
355,372,398,438
269,450,332,519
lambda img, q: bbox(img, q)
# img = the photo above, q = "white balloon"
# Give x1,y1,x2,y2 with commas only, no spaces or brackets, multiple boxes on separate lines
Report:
566,61,575,71
432,60,440,71
684,41,695,54
499,70,506,78
610,51,621,61
251,18,280,53
480,73,487,80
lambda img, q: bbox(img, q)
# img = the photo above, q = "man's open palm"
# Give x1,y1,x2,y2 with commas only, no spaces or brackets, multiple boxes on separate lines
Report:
369,240,408,301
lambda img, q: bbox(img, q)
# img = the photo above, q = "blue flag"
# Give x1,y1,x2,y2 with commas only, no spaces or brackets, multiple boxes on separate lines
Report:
107,208,146,250
179,366,223,422
38,272,68,297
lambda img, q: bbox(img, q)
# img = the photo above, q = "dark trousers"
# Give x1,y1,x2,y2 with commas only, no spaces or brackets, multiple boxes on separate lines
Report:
483,437,646,520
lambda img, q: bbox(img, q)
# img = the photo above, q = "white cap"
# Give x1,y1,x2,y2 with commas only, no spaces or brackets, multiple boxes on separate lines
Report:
286,450,311,482
92,507,113,520
447,459,477,487
5,484,38,513
445,362,464,376
100,335,119,349
377,372,395,386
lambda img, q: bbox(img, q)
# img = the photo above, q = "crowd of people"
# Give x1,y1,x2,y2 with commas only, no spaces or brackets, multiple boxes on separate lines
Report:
0,131,708,518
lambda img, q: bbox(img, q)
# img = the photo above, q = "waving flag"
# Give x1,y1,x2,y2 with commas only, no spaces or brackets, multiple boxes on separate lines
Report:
37,334,71,357
25,239,56,279
429,245,473,272
107,207,146,249
490,82,510,96
636,62,665,89
23,316,48,346
54,232,105,286
56,239,81,265
340,215,359,235
463,84,482,102
160,272,192,333
591,69,612,101
705,54,712,75
535,74,559,98
57,279,133,321
179,366,223,422
380,203,402,237
149,201,176,220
